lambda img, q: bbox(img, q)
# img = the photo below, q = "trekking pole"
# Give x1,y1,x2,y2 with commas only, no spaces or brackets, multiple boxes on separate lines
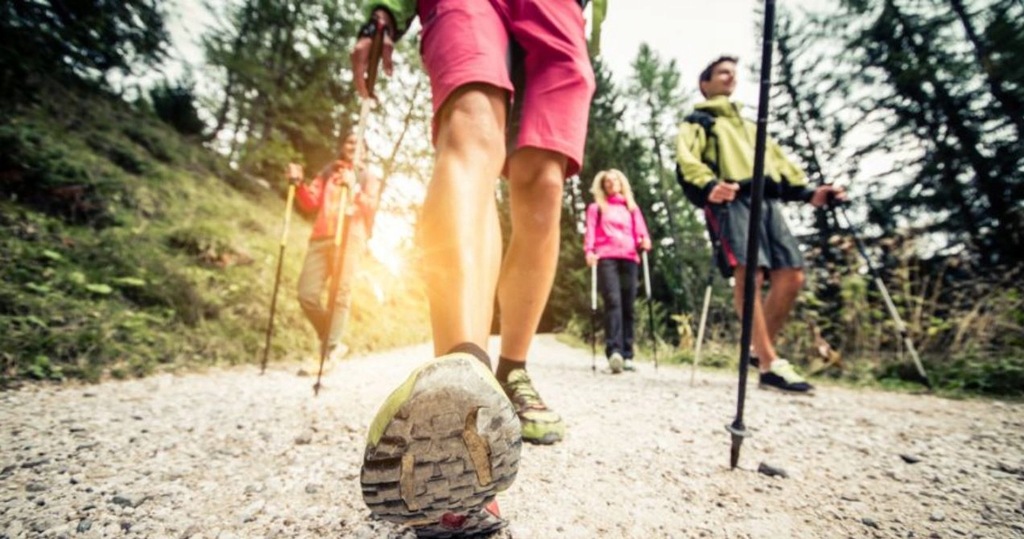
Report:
691,211,726,386
690,262,714,386
313,185,351,396
260,181,298,374
832,203,932,388
313,20,386,396
728,0,777,470
591,263,598,373
641,250,657,371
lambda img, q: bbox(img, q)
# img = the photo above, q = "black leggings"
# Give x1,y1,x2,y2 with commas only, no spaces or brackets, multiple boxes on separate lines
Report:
598,258,639,359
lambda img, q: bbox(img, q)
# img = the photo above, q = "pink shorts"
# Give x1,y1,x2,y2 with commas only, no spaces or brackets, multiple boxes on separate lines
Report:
417,0,595,177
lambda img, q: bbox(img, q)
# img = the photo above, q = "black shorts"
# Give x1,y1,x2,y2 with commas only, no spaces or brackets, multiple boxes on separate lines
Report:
704,196,804,279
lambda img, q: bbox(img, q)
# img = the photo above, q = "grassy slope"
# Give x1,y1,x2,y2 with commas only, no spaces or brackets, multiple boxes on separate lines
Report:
0,84,429,383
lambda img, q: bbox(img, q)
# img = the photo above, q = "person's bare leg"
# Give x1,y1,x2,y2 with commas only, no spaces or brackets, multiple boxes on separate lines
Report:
763,267,804,343
732,265,777,371
419,84,507,356
497,147,567,363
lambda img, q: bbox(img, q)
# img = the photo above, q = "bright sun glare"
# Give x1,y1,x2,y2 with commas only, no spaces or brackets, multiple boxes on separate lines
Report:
367,211,411,277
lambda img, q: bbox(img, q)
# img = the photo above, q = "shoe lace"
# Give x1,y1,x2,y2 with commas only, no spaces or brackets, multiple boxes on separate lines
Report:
504,371,547,411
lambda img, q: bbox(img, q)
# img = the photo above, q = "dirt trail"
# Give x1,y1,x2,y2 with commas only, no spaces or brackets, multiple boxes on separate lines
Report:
2,335,1022,538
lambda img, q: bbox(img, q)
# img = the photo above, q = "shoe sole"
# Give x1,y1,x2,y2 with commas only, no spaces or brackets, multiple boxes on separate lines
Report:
361,356,522,537
523,431,562,445
758,382,816,396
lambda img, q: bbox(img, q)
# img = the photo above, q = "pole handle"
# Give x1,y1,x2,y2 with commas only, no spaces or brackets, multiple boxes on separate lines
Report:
641,250,652,298
280,183,296,246
365,21,387,100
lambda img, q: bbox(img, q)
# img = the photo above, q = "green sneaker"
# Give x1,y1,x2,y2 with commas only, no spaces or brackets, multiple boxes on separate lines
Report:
759,358,815,395
360,354,521,537
501,369,565,445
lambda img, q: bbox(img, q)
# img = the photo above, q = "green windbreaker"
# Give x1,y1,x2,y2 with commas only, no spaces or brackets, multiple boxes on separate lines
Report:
363,0,608,52
675,95,814,203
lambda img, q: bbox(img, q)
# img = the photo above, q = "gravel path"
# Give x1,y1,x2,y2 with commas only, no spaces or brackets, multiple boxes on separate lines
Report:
2,335,1022,538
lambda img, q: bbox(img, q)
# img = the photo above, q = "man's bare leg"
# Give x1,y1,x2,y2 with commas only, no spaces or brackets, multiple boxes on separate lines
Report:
733,266,814,393
494,146,568,445
763,267,804,343
498,147,567,362
418,84,508,357
732,265,776,371
360,83,522,534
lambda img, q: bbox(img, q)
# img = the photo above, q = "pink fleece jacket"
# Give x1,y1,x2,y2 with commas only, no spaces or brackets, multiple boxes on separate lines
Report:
584,195,650,263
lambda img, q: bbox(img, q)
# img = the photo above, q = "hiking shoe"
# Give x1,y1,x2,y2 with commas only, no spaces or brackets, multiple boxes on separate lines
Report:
360,354,521,537
501,369,565,445
608,352,624,374
758,359,814,395
623,358,636,372
749,354,760,369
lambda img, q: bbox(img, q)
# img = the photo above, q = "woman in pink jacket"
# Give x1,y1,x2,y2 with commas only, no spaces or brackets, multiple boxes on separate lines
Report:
584,169,652,373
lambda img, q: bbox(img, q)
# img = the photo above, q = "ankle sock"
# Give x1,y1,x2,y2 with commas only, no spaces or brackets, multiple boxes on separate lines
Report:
495,356,525,384
446,342,491,370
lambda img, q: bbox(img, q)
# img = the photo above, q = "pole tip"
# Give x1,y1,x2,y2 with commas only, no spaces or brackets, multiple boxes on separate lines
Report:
726,423,749,470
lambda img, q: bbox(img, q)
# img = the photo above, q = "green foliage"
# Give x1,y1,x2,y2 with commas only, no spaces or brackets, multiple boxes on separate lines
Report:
150,78,207,137
626,45,714,319
0,0,168,98
0,80,429,385
202,0,362,181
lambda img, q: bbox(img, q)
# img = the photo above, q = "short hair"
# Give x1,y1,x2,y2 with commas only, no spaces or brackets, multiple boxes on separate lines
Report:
698,55,739,90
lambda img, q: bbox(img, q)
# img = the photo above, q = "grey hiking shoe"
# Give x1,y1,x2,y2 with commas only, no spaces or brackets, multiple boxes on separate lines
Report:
360,354,521,537
623,358,636,372
608,352,624,374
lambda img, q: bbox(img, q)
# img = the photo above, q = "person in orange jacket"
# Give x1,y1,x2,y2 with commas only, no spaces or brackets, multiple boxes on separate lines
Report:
288,132,380,362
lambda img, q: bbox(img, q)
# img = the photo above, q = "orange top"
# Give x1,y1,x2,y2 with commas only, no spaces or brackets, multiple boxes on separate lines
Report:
295,159,379,241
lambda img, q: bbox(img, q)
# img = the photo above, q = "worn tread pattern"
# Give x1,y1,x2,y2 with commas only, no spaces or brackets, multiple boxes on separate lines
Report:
361,357,521,537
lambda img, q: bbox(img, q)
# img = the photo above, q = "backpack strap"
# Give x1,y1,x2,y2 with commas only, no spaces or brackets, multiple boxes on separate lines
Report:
676,110,720,207
685,110,719,176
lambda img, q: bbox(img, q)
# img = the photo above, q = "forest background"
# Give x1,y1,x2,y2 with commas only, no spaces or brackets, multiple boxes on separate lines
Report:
1,0,1021,395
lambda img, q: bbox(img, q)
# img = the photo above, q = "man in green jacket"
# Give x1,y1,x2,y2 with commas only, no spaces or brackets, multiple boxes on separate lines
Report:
676,55,845,394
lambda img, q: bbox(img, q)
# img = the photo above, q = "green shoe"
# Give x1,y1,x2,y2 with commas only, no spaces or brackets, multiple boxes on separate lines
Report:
759,358,815,395
501,369,565,445
360,354,521,537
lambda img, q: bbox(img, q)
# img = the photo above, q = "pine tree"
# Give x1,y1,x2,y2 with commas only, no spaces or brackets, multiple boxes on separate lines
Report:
627,44,709,316
1,0,169,98
202,0,361,180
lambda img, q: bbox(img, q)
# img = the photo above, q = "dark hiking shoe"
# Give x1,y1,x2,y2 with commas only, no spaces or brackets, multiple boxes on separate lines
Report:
758,359,814,395
749,355,760,369
608,352,624,374
501,369,565,445
360,354,521,537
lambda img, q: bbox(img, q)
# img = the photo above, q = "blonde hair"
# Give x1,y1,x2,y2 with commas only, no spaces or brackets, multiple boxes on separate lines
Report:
590,169,638,214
